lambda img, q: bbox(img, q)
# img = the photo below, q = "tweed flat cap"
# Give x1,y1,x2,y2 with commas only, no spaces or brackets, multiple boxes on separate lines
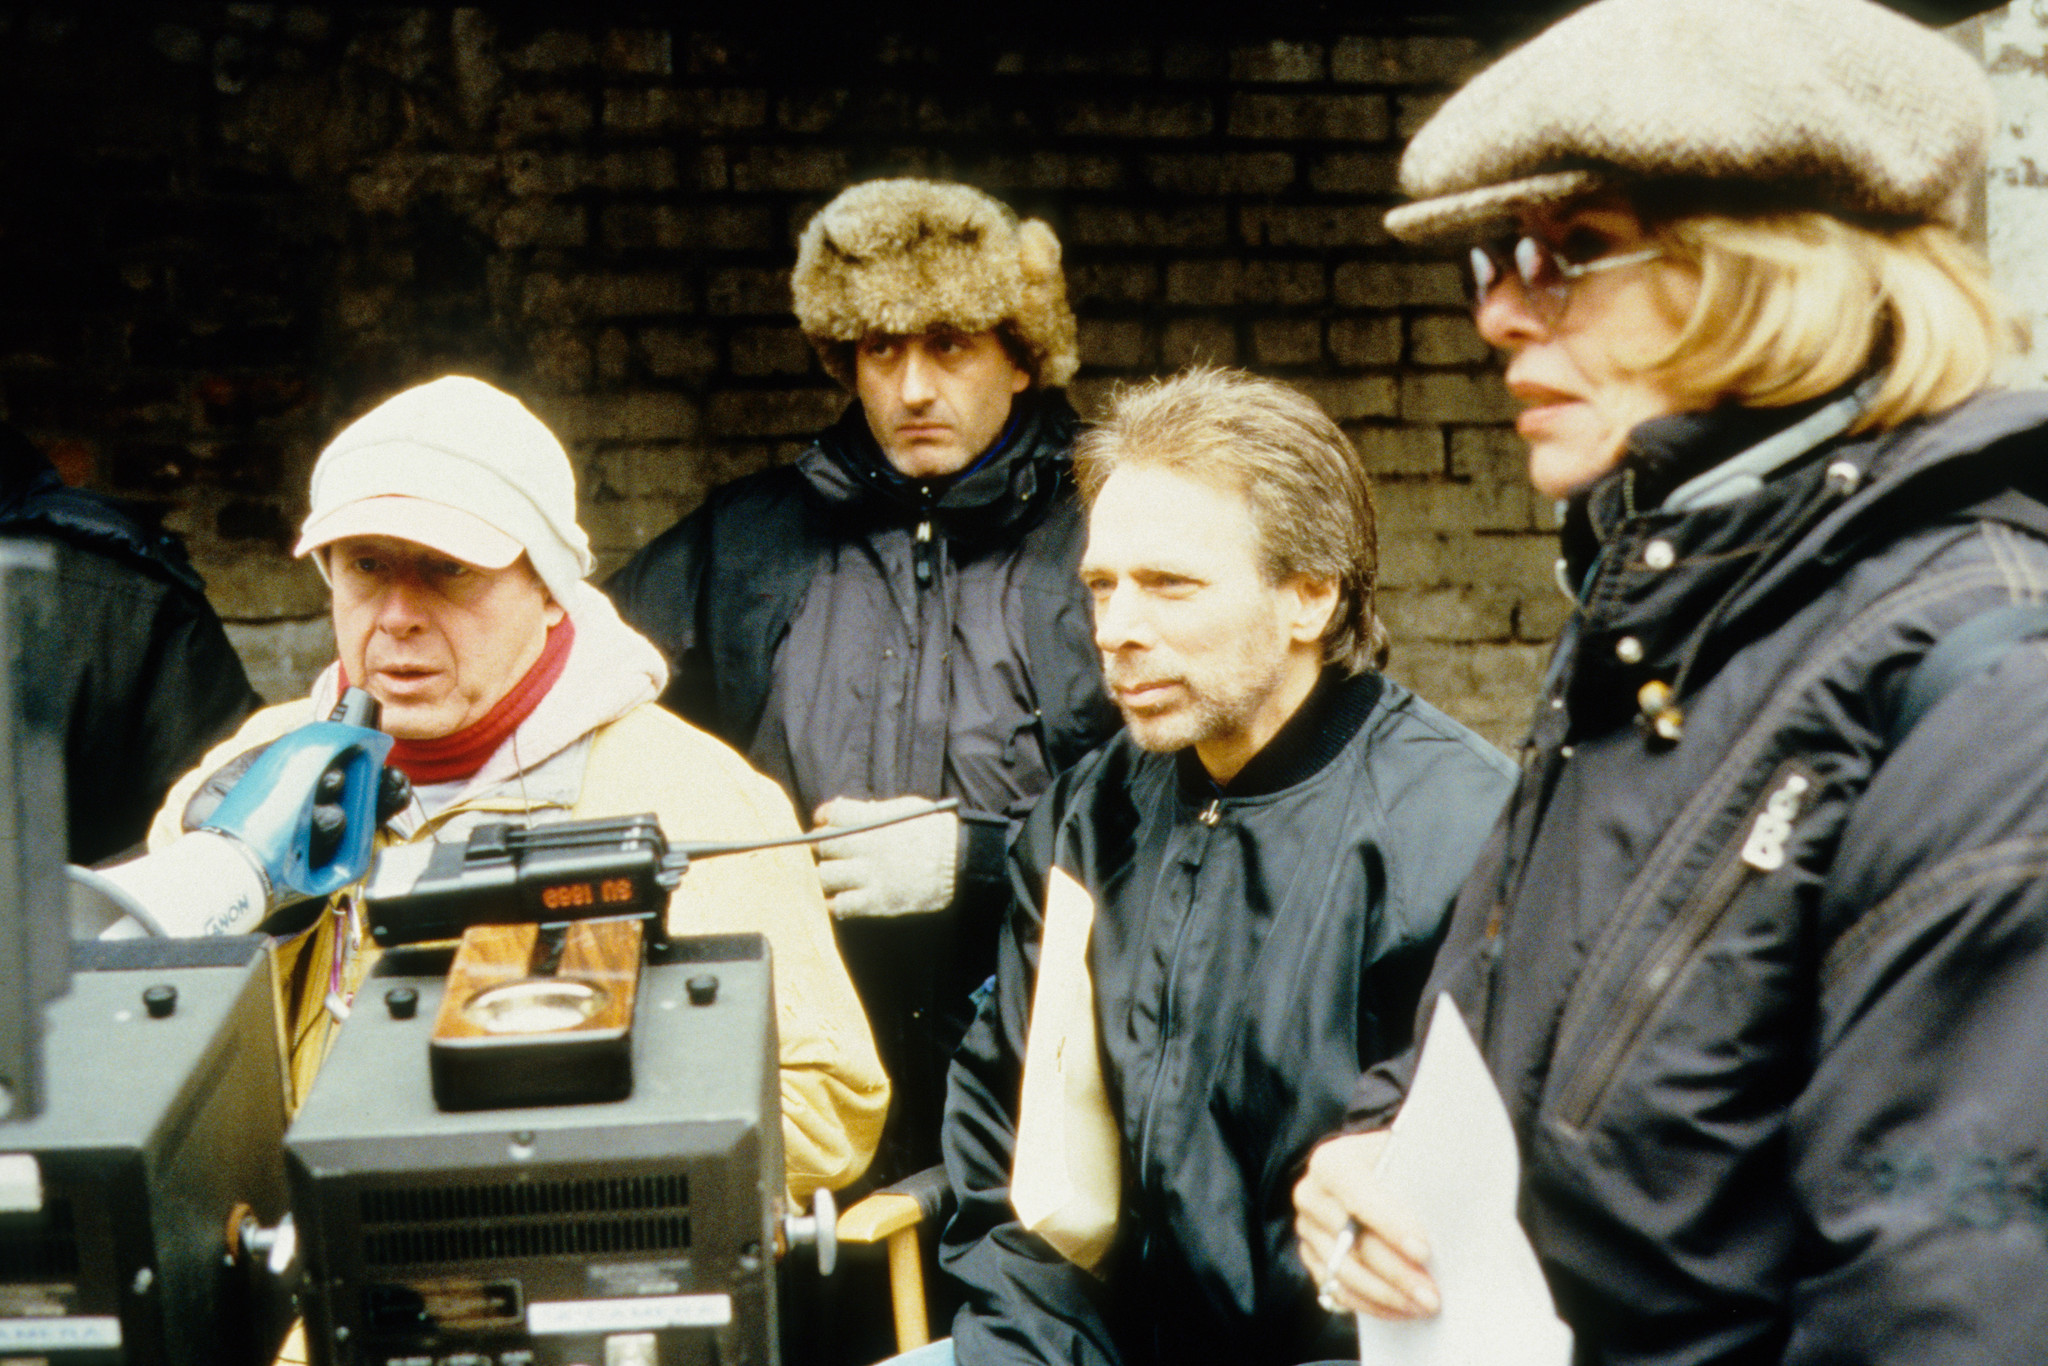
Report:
1387,0,1994,244
792,178,1080,389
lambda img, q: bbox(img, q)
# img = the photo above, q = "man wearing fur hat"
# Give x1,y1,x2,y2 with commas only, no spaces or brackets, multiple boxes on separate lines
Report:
149,375,888,1206
609,178,1117,1182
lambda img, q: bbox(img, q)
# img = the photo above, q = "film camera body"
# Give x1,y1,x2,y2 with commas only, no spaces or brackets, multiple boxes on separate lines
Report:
0,543,296,1366
286,818,789,1366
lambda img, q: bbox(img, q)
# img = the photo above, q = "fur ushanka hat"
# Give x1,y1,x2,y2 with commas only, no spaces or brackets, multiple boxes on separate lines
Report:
791,178,1080,390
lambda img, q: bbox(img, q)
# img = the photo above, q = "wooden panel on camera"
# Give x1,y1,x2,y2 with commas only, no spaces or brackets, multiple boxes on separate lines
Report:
427,918,643,1110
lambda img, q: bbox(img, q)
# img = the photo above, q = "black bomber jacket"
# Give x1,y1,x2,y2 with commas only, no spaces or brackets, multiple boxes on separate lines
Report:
945,670,1514,1366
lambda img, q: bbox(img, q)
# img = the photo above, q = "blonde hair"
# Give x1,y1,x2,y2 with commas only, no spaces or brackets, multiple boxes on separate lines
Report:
1638,210,2014,433
1073,367,1390,674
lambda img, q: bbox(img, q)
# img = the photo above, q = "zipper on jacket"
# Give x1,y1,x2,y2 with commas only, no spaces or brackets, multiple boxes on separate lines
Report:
1549,759,1818,1132
1135,810,1220,1196
913,519,936,588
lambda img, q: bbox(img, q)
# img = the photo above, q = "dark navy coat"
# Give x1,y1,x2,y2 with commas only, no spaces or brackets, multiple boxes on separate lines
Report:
1352,392,2048,1365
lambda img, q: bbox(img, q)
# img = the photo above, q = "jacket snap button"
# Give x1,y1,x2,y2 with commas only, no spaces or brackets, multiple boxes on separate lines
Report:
1643,540,1675,570
1615,636,1644,664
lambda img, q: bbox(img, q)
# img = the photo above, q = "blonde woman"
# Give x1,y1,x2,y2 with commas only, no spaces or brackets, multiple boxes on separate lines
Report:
1297,0,2048,1360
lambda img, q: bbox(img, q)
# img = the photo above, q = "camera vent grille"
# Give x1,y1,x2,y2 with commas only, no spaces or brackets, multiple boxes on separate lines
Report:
0,1198,76,1279
362,1174,688,1223
358,1175,691,1267
362,1214,691,1267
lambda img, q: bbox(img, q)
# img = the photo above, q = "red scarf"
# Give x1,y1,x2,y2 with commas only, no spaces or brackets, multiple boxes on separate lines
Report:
344,617,576,786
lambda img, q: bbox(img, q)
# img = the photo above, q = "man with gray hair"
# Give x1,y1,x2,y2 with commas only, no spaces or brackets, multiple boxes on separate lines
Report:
609,178,1117,1184
935,368,1513,1366
150,374,888,1205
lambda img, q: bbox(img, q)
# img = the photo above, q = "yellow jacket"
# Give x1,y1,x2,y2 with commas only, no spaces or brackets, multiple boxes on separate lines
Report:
149,592,887,1204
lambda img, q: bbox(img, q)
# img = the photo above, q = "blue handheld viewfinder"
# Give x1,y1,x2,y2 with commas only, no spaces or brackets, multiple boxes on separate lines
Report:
201,688,396,901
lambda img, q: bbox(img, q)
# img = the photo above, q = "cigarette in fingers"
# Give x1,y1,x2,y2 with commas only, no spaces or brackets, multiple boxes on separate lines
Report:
1316,1217,1363,1314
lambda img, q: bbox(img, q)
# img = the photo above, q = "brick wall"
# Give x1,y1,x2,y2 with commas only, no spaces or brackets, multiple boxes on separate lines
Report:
0,5,1568,748
1983,9,2048,388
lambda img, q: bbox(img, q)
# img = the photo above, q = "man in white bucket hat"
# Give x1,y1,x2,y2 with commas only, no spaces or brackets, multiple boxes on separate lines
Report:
149,374,887,1204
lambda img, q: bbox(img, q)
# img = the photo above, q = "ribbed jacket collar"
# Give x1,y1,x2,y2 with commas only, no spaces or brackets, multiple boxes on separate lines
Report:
1175,667,1385,803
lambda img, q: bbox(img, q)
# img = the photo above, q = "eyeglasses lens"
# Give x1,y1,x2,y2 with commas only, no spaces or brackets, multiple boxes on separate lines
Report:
1468,236,1568,320
1467,244,1500,302
1513,237,1564,303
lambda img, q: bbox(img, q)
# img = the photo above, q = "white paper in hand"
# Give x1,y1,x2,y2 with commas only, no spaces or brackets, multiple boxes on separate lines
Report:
1353,994,1572,1366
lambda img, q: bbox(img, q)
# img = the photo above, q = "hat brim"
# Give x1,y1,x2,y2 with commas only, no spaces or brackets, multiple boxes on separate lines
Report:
293,494,525,569
1385,169,1609,245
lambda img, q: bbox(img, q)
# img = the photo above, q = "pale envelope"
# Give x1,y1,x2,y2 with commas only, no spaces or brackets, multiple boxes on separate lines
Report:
1352,994,1572,1365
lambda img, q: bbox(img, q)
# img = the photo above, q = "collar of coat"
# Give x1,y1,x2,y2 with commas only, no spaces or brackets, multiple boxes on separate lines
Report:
794,387,1081,544
1551,387,2048,735
0,420,210,599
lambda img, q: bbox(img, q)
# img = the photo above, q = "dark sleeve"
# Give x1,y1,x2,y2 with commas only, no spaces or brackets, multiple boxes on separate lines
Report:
940,804,1048,1069
939,778,1124,1366
602,511,716,725
132,581,261,796
1780,644,2048,1362
59,552,259,865
1344,874,1498,1133
952,809,1012,915
1348,725,1515,1131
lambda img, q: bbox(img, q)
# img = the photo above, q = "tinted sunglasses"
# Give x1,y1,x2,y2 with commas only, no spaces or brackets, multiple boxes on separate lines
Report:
1466,235,1664,324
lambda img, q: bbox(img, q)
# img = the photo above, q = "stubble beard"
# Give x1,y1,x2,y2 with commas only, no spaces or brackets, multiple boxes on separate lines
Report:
1111,641,1290,757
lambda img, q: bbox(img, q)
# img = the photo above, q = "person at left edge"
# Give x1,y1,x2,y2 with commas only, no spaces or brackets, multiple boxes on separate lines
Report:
146,374,888,1206
0,423,259,865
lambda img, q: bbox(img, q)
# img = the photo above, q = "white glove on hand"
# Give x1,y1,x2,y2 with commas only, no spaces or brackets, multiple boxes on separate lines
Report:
813,796,959,919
